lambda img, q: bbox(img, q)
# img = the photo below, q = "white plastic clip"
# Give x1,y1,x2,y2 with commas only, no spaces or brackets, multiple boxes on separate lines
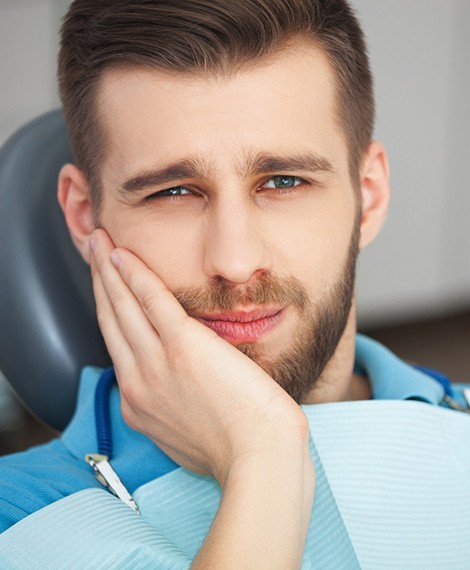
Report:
463,388,470,410
86,453,140,514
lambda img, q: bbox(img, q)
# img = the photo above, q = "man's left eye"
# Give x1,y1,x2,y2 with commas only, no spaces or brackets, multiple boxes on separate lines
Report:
261,176,302,189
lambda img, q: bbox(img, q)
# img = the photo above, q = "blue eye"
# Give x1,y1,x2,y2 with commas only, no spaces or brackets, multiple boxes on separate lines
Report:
147,186,193,200
262,176,302,189
158,186,192,196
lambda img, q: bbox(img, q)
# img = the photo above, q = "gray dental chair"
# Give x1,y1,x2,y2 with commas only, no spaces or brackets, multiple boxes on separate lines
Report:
0,110,110,431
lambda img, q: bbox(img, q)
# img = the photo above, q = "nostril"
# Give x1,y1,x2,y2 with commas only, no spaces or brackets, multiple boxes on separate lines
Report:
210,268,270,289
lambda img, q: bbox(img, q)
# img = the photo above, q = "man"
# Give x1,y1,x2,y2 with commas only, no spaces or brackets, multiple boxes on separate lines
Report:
0,0,469,567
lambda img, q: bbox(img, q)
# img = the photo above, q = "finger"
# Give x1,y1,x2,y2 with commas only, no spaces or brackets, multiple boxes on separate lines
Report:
91,261,134,368
110,247,194,341
89,228,115,279
91,229,162,361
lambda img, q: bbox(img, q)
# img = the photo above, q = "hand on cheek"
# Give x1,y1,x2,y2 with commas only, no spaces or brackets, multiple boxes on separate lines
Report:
89,229,311,485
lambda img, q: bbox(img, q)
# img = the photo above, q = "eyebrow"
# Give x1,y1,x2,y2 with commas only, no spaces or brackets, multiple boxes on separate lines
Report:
121,151,335,193
122,157,212,193
238,151,335,178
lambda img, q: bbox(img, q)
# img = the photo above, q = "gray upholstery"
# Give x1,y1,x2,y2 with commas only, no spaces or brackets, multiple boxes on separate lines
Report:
0,110,110,431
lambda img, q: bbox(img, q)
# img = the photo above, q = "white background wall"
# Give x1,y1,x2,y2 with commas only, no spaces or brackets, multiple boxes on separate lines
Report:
352,0,470,325
0,0,66,146
0,0,469,327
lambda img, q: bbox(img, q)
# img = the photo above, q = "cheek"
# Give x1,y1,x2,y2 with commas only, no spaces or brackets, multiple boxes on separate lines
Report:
138,234,196,284
271,201,355,293
103,209,204,287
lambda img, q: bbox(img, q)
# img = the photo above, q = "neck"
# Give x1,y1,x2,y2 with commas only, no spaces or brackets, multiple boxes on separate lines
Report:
302,302,371,405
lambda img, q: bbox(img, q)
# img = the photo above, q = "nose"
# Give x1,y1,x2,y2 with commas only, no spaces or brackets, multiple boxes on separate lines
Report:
203,197,271,285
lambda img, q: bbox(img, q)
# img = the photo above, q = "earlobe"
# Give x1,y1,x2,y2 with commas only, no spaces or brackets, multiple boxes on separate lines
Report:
358,141,390,249
57,163,95,264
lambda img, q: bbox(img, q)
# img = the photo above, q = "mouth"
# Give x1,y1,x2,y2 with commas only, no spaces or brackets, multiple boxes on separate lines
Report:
195,307,285,343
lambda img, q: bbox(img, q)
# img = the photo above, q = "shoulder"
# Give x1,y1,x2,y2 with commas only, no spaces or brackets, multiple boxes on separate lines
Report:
0,437,99,533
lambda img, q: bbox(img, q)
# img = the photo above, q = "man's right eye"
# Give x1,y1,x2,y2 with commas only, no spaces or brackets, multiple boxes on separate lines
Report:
146,186,193,200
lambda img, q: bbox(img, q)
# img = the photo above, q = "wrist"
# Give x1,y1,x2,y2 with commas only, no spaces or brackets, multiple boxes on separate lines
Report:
194,443,315,570
214,409,312,487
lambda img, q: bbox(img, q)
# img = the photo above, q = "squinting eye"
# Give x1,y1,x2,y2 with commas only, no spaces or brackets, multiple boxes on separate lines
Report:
262,175,302,189
157,186,192,196
147,186,193,200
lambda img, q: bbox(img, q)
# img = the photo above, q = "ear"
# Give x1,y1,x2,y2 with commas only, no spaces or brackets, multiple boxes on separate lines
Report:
57,163,95,264
358,140,390,249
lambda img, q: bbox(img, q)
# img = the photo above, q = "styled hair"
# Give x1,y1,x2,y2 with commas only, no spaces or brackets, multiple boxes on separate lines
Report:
58,0,374,207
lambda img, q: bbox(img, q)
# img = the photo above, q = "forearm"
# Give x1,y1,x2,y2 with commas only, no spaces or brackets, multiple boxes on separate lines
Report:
192,444,315,570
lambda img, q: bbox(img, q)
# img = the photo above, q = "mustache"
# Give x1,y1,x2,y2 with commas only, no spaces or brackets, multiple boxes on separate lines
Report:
173,273,308,314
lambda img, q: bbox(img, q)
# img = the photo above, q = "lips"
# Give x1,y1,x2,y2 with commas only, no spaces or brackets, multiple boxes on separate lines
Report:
195,308,284,343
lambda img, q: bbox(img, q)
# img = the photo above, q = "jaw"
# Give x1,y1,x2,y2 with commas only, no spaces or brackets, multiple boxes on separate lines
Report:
302,300,359,404
220,299,361,406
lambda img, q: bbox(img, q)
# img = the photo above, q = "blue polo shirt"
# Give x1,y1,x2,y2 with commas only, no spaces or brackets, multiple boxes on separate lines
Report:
0,334,468,534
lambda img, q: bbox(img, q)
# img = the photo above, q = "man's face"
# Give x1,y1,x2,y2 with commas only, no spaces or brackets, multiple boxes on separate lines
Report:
95,43,360,403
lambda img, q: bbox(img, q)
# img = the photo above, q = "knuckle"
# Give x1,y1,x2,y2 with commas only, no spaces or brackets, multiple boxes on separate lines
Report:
140,291,157,317
119,381,139,409
121,401,138,430
112,295,128,322
108,288,124,310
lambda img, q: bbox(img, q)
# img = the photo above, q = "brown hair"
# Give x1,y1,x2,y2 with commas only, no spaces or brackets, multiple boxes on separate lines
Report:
58,0,374,208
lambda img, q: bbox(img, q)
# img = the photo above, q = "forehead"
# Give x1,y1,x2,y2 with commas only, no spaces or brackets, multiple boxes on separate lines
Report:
96,42,346,178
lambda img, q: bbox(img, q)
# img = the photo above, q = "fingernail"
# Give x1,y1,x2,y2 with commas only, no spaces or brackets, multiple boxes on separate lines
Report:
89,232,97,253
110,250,121,268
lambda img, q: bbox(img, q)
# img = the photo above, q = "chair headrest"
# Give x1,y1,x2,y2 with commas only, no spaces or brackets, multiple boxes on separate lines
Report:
0,110,110,431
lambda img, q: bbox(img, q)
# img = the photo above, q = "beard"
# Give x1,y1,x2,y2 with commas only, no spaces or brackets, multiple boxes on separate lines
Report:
173,215,360,403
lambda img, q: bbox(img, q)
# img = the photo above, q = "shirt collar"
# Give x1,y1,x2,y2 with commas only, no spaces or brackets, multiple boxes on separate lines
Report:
354,334,445,404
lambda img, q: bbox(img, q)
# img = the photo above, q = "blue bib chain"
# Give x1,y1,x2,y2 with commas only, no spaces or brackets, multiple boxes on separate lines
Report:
94,366,115,458
85,366,140,513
